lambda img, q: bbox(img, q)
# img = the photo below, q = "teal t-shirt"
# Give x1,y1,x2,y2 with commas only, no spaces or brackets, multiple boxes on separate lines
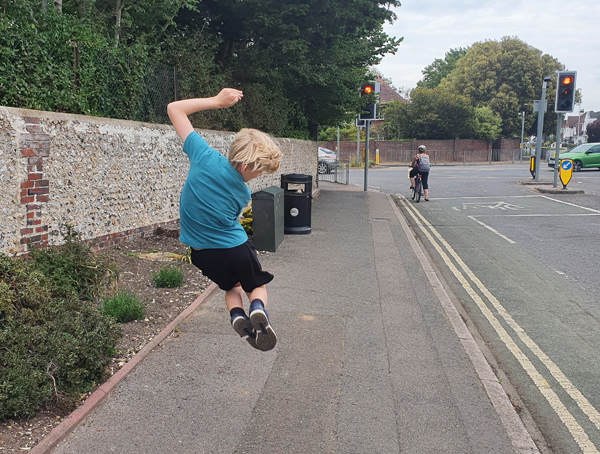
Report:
179,132,250,249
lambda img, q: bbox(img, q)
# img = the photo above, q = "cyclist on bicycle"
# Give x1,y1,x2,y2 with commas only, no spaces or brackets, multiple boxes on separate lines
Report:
409,145,430,201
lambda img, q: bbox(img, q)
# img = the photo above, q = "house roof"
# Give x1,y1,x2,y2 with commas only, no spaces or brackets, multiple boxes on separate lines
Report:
376,78,408,104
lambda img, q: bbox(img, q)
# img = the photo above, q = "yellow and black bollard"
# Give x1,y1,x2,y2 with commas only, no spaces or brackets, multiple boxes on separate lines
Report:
559,158,573,189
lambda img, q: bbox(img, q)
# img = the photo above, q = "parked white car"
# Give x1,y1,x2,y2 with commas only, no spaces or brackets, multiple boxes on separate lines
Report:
318,147,337,174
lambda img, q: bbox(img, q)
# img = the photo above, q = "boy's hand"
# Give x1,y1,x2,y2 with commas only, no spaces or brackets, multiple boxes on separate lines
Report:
215,88,243,109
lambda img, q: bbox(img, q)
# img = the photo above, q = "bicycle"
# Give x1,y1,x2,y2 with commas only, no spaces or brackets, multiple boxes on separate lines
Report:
412,172,422,203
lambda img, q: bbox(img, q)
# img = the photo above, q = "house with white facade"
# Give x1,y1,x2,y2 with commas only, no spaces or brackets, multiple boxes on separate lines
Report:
562,111,599,144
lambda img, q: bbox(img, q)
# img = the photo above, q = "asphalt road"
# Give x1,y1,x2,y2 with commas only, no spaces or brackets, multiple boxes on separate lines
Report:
348,163,600,454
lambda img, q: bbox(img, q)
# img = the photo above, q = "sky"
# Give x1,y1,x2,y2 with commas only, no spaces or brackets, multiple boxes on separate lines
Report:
376,0,600,114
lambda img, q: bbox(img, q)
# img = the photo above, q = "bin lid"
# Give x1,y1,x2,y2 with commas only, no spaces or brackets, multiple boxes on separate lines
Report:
281,173,313,183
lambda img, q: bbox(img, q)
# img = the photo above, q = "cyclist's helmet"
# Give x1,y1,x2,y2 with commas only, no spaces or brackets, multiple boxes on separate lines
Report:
418,145,426,152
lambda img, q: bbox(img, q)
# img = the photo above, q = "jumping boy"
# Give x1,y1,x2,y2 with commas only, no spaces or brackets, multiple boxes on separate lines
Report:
167,88,282,351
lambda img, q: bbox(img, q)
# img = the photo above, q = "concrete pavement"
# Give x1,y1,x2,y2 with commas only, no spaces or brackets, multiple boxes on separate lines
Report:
43,182,537,454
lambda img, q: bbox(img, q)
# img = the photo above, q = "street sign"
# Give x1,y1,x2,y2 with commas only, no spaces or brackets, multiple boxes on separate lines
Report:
559,159,573,189
533,100,547,113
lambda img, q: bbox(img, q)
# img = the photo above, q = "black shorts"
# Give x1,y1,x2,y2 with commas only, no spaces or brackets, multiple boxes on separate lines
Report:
190,240,274,293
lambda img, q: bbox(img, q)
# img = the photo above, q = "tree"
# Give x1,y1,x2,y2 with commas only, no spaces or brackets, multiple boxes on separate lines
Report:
381,86,501,141
318,123,364,142
587,118,600,143
469,106,502,141
439,37,563,138
417,48,466,89
175,0,403,138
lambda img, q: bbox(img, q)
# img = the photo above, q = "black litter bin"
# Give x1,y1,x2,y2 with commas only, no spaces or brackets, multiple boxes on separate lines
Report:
281,173,312,234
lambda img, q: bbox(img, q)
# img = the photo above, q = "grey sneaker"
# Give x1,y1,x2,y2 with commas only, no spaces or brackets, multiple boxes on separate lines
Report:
231,314,258,349
249,307,277,352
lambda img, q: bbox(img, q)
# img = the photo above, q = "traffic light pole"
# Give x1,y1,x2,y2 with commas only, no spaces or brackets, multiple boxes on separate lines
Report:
553,113,563,188
534,79,550,182
364,120,370,192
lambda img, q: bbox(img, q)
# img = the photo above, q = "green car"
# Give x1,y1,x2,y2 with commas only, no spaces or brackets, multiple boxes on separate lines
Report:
548,143,600,171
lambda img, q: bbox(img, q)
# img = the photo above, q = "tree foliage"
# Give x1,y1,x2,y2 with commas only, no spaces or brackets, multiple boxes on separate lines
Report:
417,48,466,90
381,87,502,141
399,37,565,140
440,37,563,138
587,118,600,143
0,0,402,138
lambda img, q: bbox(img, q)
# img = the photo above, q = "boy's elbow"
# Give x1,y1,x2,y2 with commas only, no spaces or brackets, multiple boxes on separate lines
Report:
166,102,178,121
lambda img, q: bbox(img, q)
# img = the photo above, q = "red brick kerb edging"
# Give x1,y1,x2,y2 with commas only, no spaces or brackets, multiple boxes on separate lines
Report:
30,283,220,454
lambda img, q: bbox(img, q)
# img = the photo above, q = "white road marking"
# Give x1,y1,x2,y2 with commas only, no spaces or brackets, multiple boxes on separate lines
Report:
541,195,600,214
398,195,600,454
467,216,516,244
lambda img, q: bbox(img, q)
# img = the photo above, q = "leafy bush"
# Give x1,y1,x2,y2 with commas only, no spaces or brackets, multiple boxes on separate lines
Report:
27,225,117,301
240,207,253,235
152,266,184,288
102,292,145,323
0,253,120,420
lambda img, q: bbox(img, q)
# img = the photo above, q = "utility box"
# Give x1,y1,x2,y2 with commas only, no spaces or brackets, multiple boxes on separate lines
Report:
281,174,312,234
251,186,284,252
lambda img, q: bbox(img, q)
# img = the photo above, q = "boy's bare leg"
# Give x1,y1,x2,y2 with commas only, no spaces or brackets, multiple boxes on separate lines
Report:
246,285,268,306
225,284,244,311
227,284,258,347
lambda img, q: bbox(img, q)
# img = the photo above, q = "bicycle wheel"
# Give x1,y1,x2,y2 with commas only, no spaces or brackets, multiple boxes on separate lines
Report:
415,177,422,203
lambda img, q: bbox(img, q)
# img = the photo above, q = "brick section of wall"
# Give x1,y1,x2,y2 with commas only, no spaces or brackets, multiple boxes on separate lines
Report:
319,138,521,164
89,219,179,252
19,116,50,253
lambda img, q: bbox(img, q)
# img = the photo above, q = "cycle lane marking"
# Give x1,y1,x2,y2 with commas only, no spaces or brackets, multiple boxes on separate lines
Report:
448,195,600,244
397,194,600,454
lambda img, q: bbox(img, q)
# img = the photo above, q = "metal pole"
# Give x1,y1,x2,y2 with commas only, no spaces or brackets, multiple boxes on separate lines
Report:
553,113,563,188
576,106,581,145
520,110,525,163
364,121,370,191
534,79,549,182
336,126,340,183
356,127,360,168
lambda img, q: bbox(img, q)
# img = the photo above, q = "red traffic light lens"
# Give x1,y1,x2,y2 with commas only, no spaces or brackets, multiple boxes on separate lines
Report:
561,76,573,85
363,86,373,94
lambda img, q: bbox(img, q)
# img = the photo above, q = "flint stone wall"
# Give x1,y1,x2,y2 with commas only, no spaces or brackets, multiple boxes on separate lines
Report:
0,106,317,254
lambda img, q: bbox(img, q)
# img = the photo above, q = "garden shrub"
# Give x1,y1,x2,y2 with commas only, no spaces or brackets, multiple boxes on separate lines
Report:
240,207,253,235
27,225,117,301
102,292,145,323
152,266,184,288
0,237,120,421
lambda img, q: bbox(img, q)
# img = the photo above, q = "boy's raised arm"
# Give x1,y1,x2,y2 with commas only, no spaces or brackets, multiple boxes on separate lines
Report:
167,88,243,141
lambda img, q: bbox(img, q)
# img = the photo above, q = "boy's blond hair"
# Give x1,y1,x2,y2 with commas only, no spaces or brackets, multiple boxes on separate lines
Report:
228,128,282,174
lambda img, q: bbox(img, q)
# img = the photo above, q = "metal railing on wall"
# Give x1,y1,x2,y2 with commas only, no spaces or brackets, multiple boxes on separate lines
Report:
317,160,350,184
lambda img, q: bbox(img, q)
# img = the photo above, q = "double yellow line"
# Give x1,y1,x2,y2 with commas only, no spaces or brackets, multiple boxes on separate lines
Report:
396,194,600,454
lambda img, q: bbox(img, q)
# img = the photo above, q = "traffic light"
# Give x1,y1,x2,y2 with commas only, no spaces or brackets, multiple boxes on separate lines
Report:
555,71,577,113
359,82,380,121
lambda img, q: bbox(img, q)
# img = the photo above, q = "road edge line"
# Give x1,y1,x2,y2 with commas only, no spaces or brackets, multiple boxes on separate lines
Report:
387,194,540,454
